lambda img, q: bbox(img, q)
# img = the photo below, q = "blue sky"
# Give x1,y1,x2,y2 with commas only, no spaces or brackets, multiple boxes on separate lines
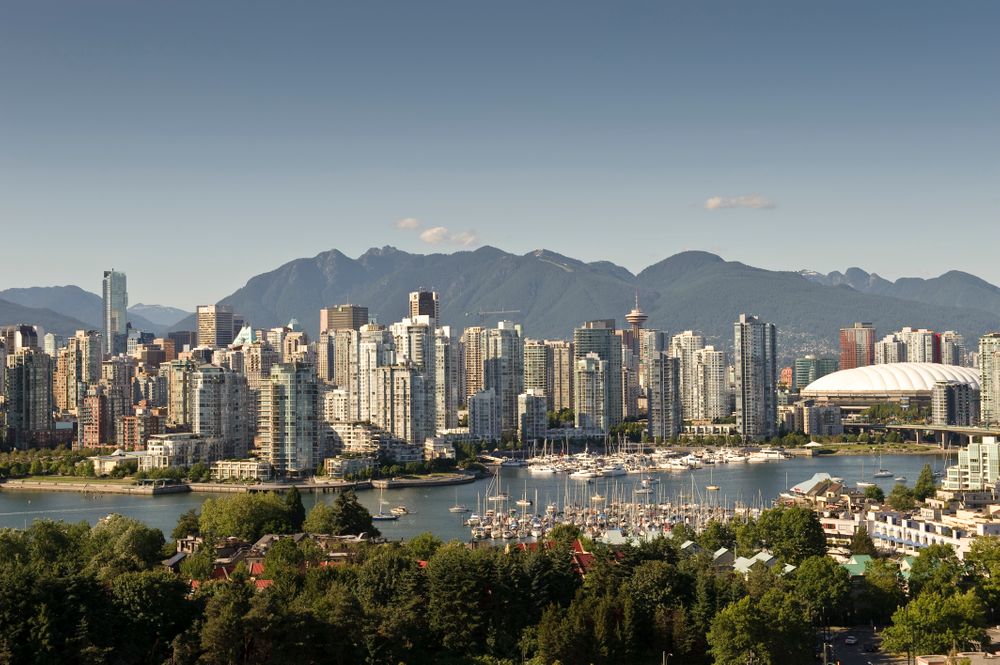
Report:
1,1,997,309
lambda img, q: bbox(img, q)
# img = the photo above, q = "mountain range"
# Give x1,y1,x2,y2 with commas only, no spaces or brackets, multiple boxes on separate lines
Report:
3,248,998,361
0,286,190,337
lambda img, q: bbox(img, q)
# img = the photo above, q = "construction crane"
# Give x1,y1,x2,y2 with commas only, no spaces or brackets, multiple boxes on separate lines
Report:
464,308,521,327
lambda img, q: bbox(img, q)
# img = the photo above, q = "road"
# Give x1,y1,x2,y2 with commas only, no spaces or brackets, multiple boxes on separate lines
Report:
822,626,1000,665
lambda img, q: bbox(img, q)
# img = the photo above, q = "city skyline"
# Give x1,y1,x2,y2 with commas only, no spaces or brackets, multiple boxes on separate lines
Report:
2,2,999,307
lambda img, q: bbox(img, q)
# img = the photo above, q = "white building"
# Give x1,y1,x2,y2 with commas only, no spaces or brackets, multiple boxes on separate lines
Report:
575,353,608,433
647,352,681,441
693,346,729,421
469,389,501,441
190,364,253,458
258,362,319,477
139,433,220,471
980,333,1000,425
669,331,705,421
734,314,777,440
943,438,1000,491
517,389,548,443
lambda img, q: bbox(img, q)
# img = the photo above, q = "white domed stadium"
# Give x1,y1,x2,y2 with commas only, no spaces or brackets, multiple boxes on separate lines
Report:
801,362,980,407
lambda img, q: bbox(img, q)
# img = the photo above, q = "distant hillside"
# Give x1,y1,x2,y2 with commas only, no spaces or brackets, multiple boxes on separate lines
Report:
800,268,1000,316
169,247,1000,360
0,297,94,337
128,303,191,328
0,286,166,335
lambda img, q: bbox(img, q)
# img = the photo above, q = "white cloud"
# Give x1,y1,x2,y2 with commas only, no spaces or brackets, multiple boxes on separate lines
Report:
704,194,776,210
395,217,421,229
419,226,478,246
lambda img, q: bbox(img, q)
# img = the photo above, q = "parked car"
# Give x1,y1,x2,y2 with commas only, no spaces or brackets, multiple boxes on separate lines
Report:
844,636,858,646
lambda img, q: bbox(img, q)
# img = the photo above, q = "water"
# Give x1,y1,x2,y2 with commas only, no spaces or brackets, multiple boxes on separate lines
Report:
0,454,953,541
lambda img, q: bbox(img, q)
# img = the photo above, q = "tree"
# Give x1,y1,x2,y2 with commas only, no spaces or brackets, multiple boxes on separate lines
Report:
285,487,306,531
850,524,877,555
752,506,827,565
887,484,916,512
697,520,736,553
914,463,937,501
864,484,885,503
302,490,378,537
857,558,906,624
707,589,813,665
109,570,196,662
262,537,306,579
84,514,167,582
882,591,986,658
405,532,443,561
172,508,200,541
199,492,294,541
188,462,212,482
965,536,1000,622
198,573,256,664
790,556,851,625
908,543,967,598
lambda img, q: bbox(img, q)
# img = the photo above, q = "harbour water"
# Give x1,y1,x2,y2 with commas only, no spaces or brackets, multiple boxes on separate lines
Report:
0,453,953,541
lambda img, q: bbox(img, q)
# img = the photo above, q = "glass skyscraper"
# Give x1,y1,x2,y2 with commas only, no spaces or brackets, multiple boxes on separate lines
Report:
102,270,128,356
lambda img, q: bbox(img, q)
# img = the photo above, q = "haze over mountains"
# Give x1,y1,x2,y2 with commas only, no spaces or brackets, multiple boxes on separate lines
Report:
3,248,998,359
0,286,190,337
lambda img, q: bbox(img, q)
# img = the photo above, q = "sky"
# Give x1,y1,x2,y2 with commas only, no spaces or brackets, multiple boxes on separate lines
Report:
1,1,998,309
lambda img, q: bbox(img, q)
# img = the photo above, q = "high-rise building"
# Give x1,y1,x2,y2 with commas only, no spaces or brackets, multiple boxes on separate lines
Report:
435,327,461,432
792,355,839,391
574,353,608,432
2,324,40,352
546,340,575,412
161,359,198,427
931,380,979,427
374,363,432,444
523,339,553,409
408,291,440,323
258,362,319,476
518,390,548,443
3,348,53,446
196,305,234,349
483,321,523,436
574,320,622,428
356,325,396,423
462,327,486,402
624,294,648,357
102,270,128,356
875,334,908,364
78,385,107,448
647,352,681,441
940,331,966,366
693,346,729,421
191,364,253,458
56,330,102,414
943,437,1000,491
670,331,705,421
734,314,777,440
320,304,369,335
895,327,940,364
839,322,876,370
469,389,500,441
391,316,437,434
979,333,1000,426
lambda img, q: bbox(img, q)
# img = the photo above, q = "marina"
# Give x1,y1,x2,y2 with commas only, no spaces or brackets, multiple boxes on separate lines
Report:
0,452,952,541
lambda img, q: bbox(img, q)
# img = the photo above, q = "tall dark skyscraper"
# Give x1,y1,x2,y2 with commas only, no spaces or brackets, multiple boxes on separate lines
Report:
320,304,369,334
102,270,128,356
408,291,439,323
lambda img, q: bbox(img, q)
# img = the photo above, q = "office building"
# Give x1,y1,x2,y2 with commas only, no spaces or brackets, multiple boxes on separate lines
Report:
839,322,876,370
102,270,128,356
258,362,319,477
320,304,369,335
647,352,681,441
2,324,40,352
408,290,440,323
792,355,839,391
196,305,235,349
734,314,777,440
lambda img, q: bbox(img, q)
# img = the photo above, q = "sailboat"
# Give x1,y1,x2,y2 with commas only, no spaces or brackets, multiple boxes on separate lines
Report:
515,480,533,508
449,487,470,513
856,458,876,488
706,466,720,492
872,451,893,478
372,486,399,521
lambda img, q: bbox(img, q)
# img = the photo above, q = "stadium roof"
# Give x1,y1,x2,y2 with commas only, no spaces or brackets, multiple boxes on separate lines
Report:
802,362,980,396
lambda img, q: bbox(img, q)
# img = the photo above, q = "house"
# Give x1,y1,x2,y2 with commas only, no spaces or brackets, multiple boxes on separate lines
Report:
712,547,735,568
840,554,874,578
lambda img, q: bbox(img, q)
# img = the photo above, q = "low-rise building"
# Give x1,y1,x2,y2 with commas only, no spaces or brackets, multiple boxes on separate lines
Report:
139,433,220,471
211,459,272,482
323,455,376,479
